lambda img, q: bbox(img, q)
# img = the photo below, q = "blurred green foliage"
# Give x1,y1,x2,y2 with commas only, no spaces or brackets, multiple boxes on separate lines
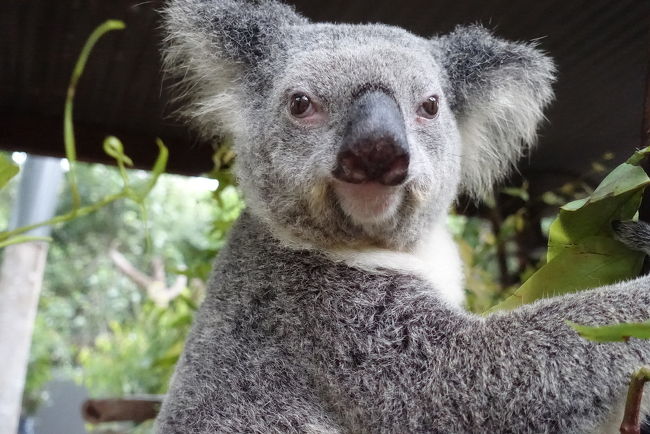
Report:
448,214,505,313
0,19,244,428
77,296,196,397
10,161,242,420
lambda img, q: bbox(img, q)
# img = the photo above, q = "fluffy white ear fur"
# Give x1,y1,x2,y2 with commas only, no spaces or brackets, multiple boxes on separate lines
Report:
457,75,552,198
437,25,556,199
162,28,244,140
161,0,306,140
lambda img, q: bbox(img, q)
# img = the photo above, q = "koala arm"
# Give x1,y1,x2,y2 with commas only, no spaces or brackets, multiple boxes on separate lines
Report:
297,274,650,433
154,215,650,433
472,281,649,432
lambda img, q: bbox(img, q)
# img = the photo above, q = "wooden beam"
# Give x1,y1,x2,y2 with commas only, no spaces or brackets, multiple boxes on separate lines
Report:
82,397,163,424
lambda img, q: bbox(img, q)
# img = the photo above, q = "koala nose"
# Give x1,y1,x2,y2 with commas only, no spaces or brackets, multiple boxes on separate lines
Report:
333,91,410,186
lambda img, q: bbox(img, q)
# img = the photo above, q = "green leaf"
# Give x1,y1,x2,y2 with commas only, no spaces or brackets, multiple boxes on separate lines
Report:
625,146,650,166
153,340,184,369
0,154,19,189
547,189,643,261
177,294,198,311
567,320,650,342
487,146,650,313
488,236,644,312
169,313,193,328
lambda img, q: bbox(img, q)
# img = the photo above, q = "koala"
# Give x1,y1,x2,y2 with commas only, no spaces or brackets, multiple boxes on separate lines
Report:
156,1,650,432
614,220,650,256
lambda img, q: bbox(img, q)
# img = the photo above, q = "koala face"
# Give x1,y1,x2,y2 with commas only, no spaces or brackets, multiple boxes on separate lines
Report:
163,1,555,250
236,26,463,248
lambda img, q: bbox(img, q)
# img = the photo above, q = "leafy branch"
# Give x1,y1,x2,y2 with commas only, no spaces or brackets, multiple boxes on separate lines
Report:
485,146,650,433
486,147,650,313
0,20,168,248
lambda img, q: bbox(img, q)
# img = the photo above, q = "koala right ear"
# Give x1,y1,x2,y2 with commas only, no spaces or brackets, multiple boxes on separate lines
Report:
162,0,307,137
433,25,556,200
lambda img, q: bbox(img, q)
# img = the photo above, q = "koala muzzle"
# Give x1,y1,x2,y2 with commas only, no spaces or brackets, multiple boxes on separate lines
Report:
333,91,409,186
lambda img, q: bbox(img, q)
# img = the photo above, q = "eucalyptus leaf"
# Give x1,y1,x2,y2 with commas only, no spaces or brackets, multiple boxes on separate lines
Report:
488,236,644,312
487,147,650,313
567,320,650,343
547,189,643,261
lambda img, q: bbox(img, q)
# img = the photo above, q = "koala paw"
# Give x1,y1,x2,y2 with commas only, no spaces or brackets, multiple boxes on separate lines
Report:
612,220,650,255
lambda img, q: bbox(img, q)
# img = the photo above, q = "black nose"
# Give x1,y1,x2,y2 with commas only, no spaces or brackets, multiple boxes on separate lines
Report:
333,91,410,186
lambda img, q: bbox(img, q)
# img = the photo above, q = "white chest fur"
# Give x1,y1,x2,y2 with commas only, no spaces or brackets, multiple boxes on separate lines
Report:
324,222,466,308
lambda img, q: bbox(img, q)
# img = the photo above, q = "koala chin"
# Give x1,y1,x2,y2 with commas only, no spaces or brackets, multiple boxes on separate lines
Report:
332,181,404,225
157,1,650,433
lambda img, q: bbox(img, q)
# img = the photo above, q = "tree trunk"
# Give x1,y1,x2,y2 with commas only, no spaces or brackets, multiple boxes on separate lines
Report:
0,155,62,434
0,241,49,434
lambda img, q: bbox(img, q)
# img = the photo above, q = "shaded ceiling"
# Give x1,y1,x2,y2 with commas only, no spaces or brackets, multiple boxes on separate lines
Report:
1,0,649,192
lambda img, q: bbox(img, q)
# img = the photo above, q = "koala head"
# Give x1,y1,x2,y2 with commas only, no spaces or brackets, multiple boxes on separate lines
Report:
163,0,555,250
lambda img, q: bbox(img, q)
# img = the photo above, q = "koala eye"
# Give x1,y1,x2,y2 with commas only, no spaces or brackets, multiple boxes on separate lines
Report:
418,95,439,119
289,93,315,118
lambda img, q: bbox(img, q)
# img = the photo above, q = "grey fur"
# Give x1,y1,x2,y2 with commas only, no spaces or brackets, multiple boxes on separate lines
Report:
613,220,650,256
158,1,650,432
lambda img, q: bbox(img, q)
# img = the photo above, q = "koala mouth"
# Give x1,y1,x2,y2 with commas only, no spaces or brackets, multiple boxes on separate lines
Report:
332,180,404,225
327,90,411,226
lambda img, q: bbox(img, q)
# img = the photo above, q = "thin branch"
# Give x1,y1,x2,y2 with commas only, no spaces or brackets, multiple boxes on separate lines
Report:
620,366,650,434
64,20,125,210
109,248,187,307
486,197,512,289
152,257,165,283
109,248,152,290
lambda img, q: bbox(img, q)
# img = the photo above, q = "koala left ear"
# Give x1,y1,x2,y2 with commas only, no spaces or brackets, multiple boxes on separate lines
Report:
434,25,556,199
162,0,308,139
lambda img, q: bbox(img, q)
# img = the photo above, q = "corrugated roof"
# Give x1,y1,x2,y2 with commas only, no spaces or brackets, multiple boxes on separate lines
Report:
1,0,649,192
